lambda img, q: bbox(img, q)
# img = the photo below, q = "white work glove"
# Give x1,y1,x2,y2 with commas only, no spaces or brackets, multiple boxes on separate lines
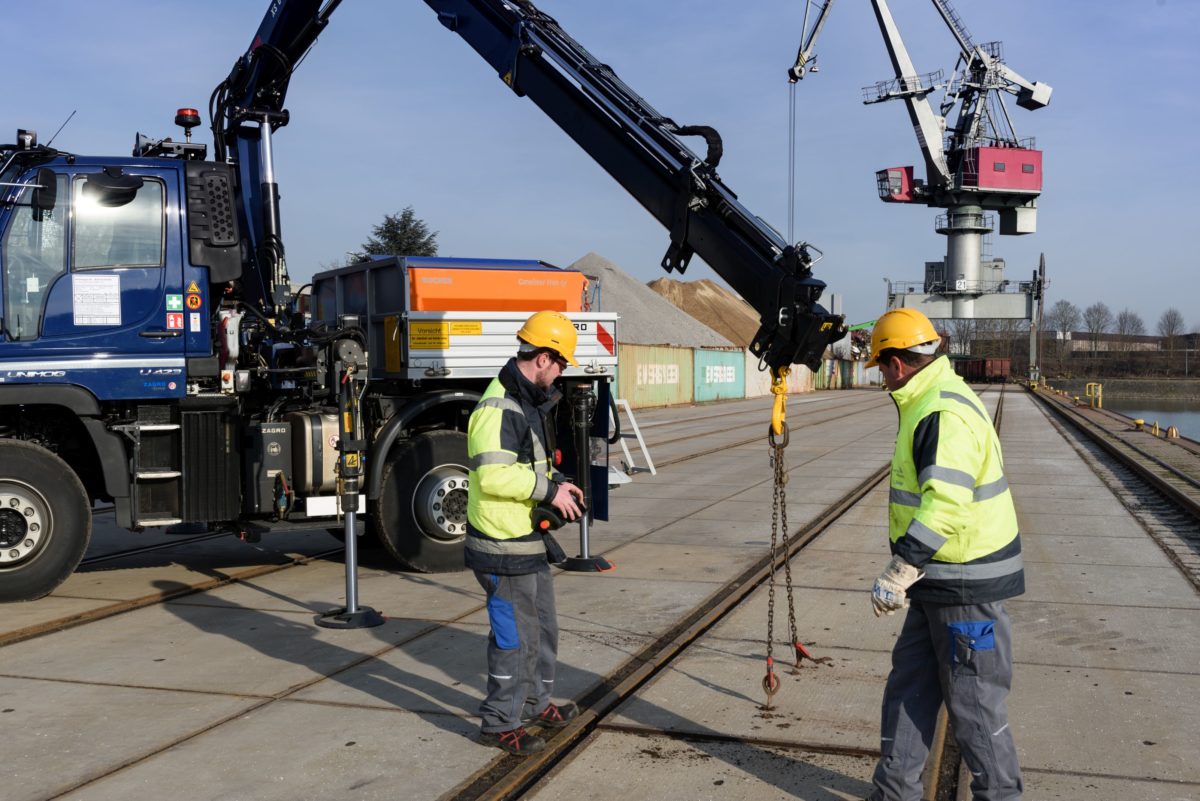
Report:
871,555,924,617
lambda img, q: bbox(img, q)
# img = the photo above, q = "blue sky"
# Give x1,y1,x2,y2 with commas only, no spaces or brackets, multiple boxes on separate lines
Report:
5,1,1198,330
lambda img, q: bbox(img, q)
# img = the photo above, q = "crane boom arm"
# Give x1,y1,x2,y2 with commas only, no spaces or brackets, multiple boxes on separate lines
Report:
788,0,837,83
868,0,951,186
425,0,844,370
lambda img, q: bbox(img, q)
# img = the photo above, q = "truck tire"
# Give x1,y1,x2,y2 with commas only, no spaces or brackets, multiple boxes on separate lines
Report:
371,430,468,573
0,440,92,603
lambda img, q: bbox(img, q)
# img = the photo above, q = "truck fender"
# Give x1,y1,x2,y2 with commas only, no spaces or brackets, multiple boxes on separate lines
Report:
366,389,480,501
0,385,130,501
0,384,101,415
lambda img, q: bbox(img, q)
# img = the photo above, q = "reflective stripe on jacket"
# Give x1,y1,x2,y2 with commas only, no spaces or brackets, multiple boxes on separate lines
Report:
889,356,1024,604
466,358,561,574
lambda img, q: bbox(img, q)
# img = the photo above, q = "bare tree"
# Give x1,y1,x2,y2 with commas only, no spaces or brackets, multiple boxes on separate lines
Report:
1082,302,1113,353
944,318,975,355
1043,299,1081,369
1115,308,1145,351
1158,307,1186,372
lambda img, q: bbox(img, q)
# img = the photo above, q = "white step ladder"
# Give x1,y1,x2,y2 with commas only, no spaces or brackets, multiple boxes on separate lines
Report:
608,398,656,486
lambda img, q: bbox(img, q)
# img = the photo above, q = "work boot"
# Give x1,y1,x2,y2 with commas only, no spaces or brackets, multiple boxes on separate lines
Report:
478,726,545,755
522,701,579,729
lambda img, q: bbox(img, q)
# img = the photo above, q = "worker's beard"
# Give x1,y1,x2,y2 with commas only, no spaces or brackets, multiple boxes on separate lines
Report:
534,365,558,391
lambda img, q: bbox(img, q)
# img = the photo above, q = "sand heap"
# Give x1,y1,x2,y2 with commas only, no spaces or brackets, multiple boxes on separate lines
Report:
569,252,734,348
646,277,761,348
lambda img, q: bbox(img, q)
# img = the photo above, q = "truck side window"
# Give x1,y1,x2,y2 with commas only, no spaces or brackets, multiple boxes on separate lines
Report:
2,174,68,340
73,177,165,270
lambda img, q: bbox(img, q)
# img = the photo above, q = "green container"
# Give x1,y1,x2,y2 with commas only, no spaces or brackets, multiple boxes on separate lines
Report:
693,348,746,403
618,344,694,408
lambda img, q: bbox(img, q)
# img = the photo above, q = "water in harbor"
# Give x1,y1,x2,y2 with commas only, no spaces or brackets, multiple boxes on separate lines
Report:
1102,399,1200,441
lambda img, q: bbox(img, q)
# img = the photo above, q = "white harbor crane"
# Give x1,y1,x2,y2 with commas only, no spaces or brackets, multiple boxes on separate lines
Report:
863,0,1052,320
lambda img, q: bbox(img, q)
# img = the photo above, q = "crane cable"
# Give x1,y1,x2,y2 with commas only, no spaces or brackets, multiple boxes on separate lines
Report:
762,81,832,708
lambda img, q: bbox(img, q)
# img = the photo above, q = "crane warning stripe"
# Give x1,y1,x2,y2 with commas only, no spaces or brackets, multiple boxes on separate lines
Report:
596,323,615,355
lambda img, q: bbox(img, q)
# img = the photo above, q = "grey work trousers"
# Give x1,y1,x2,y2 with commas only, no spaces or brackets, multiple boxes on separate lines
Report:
474,567,559,733
870,600,1023,801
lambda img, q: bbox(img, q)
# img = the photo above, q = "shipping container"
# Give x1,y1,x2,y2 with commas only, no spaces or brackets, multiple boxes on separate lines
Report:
743,350,774,398
618,344,694,408
693,349,746,403
742,351,813,397
787,364,814,394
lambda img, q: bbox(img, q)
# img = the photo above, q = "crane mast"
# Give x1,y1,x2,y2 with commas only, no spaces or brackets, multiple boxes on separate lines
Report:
210,0,343,318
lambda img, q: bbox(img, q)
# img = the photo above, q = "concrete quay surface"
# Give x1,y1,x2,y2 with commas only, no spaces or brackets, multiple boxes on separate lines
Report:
2,388,1197,801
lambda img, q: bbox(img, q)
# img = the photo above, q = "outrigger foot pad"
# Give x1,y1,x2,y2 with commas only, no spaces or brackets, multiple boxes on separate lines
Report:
316,606,385,629
561,556,615,572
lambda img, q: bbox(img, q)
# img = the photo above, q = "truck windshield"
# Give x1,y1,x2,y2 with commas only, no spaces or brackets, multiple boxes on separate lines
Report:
2,173,67,340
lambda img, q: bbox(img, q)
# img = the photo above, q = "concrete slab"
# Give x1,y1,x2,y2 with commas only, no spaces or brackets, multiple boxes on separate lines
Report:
1,595,116,638
598,541,764,582
1022,771,1200,801
1021,561,1200,608
1021,532,1180,569
290,623,653,715
465,573,726,639
607,637,883,752
1005,482,1120,501
66,702,489,801
1009,600,1200,672
691,500,833,525
169,560,487,622
605,496,721,518
638,517,779,547
1,676,259,801
0,601,432,697
1012,664,1200,783
527,730,876,801
1017,511,1147,538
708,584,903,656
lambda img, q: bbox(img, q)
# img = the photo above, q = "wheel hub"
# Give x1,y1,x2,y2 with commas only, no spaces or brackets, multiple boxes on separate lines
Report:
413,467,470,542
0,490,47,565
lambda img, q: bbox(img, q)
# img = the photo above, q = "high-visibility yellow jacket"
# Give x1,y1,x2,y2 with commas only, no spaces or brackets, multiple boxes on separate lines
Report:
465,358,561,574
888,356,1024,603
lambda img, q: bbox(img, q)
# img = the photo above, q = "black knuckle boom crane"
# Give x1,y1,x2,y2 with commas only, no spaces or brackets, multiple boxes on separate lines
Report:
0,0,844,602
217,0,846,370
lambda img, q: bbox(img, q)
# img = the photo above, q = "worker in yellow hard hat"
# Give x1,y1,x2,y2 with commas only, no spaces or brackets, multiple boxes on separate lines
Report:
864,307,1026,801
465,310,584,755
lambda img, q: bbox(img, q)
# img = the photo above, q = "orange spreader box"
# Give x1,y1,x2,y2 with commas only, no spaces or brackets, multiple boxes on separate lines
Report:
408,266,588,312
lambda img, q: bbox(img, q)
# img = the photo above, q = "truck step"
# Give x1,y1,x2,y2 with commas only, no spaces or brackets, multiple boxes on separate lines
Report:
132,423,181,432
137,518,184,527
135,470,183,480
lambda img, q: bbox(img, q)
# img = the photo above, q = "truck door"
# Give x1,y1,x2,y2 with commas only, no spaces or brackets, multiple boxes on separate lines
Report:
0,164,188,400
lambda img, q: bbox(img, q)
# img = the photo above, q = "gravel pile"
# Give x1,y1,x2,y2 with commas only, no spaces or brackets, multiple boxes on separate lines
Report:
646,277,761,348
569,252,734,348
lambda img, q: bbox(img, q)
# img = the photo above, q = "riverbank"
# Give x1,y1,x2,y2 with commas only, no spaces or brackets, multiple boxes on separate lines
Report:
1048,378,1200,401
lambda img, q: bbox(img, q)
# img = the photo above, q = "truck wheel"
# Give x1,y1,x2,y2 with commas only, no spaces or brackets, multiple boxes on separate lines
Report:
0,440,92,603
371,430,468,573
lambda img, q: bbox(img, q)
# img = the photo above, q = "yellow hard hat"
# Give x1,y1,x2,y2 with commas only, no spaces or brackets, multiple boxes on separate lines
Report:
866,308,940,367
517,310,579,367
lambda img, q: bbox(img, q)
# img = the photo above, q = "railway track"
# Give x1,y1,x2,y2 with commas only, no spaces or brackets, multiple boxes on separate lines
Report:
444,386,1006,801
3,386,1027,801
0,391,890,649
1028,386,1200,592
